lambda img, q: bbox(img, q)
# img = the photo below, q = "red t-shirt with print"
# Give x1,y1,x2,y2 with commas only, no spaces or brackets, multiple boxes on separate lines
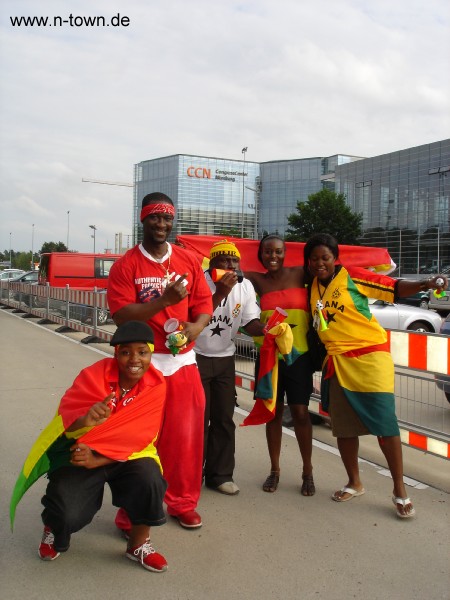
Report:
107,244,212,353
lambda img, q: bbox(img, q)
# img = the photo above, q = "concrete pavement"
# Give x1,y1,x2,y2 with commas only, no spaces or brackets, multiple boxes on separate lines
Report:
0,308,449,600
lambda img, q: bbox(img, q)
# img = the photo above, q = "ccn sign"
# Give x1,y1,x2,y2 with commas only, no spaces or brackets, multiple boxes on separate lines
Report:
187,167,211,179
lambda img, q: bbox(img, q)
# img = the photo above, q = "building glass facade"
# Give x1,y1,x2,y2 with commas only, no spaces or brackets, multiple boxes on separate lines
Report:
134,153,361,242
133,155,260,244
334,139,450,273
258,154,362,236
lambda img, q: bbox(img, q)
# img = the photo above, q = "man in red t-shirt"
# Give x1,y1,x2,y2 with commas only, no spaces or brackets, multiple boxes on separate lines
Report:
108,192,212,529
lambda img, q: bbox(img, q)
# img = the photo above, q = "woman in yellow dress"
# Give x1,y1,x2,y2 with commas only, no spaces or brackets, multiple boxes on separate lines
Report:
304,233,447,518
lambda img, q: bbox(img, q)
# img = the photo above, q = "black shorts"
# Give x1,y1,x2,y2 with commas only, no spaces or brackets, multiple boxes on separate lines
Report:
254,352,313,406
41,458,167,551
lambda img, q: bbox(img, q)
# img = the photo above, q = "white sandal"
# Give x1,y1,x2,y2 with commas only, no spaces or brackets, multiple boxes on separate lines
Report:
392,496,416,518
331,486,365,502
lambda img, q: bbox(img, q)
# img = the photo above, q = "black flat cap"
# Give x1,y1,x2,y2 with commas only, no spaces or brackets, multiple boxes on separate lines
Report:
110,321,154,346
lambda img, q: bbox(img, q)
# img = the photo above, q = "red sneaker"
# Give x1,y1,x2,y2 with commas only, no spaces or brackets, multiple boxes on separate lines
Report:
126,539,168,573
173,510,202,529
115,507,131,539
38,527,60,561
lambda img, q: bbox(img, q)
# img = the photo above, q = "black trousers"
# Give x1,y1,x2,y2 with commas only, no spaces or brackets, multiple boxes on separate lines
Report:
41,458,167,552
196,354,236,488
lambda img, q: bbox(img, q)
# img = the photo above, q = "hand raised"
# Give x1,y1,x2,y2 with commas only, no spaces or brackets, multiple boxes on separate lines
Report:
215,271,238,296
84,394,113,427
162,273,188,306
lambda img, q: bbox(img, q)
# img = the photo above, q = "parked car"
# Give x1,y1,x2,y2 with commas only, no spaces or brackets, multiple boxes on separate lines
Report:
368,299,442,332
397,292,430,310
11,270,39,283
0,269,25,280
425,289,450,315
435,314,450,403
397,276,450,315
9,270,41,306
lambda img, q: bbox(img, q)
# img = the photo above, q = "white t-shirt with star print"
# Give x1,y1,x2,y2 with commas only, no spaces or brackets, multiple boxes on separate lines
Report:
194,271,261,357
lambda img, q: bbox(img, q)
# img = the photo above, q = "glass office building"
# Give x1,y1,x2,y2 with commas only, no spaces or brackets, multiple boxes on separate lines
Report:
133,139,449,272
334,139,450,273
259,154,363,235
133,155,261,243
133,153,361,242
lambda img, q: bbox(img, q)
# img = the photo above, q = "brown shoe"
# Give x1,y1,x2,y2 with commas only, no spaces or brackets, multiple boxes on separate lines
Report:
262,471,280,493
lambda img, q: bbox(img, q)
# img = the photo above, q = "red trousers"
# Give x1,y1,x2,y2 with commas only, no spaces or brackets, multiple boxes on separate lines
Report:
157,363,206,515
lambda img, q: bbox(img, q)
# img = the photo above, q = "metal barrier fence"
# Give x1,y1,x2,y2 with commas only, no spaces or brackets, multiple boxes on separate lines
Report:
0,280,112,342
1,280,449,458
234,333,450,459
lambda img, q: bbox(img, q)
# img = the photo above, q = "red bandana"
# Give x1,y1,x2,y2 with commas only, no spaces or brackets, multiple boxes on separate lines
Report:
140,203,176,222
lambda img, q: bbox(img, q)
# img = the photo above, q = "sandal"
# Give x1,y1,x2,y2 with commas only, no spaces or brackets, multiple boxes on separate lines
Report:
262,471,280,493
301,473,316,496
331,486,365,502
392,496,416,519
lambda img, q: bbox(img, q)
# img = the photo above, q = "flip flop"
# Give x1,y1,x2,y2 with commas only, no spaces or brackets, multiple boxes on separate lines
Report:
392,496,416,519
331,486,365,502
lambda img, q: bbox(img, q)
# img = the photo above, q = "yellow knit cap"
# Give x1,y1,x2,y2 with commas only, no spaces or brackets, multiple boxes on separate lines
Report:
209,239,241,260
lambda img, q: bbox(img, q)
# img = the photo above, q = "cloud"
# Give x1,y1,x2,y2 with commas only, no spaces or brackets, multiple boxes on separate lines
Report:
0,0,449,252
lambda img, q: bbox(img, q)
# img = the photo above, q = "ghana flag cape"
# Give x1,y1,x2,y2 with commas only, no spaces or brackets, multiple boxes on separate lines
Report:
176,235,395,274
10,358,166,529
241,323,298,426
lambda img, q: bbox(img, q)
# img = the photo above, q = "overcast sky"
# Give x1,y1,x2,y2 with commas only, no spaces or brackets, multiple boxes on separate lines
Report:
1,0,449,254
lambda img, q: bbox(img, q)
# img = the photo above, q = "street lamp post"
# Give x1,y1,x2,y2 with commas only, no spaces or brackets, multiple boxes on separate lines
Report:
9,232,12,267
89,225,97,253
67,211,70,251
31,224,35,270
240,147,248,238
245,184,260,239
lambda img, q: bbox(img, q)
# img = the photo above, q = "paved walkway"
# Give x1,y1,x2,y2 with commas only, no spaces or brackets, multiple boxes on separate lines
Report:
0,308,449,600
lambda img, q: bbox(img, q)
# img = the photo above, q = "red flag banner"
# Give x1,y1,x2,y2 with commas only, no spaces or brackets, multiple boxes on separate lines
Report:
176,235,395,274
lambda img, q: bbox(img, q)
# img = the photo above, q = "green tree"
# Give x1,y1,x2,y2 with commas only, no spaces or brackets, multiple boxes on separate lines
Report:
285,189,363,244
15,252,32,271
40,241,68,253
1,249,16,267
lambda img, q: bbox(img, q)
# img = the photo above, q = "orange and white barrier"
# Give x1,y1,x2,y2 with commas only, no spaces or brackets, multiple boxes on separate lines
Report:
387,330,449,376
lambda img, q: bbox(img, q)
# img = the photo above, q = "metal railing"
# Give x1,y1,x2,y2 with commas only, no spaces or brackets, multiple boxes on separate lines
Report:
0,281,112,341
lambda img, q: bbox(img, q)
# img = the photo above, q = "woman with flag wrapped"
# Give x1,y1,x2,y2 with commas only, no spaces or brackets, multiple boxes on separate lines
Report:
304,233,447,518
246,234,315,497
10,321,169,572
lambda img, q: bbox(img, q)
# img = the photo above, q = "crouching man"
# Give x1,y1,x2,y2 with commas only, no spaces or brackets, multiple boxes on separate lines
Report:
10,321,169,573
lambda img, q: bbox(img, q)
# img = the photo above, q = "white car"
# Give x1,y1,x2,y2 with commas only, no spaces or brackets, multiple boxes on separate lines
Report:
0,269,25,280
368,299,443,333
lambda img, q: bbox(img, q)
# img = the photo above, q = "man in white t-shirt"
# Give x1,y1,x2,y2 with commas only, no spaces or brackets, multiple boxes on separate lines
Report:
195,240,265,495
